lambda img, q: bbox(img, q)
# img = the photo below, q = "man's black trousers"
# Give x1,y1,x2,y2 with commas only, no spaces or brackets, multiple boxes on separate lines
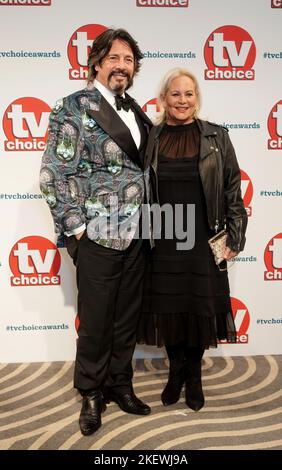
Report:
68,235,147,394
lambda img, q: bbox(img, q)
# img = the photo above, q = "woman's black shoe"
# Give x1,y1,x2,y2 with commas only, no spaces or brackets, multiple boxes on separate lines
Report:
185,380,204,411
161,375,184,406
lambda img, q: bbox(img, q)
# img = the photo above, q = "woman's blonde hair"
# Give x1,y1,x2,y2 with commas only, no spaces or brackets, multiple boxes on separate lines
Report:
155,67,201,125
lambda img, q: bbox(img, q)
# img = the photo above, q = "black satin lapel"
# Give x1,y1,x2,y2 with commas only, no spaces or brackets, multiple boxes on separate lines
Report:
143,125,163,170
131,100,152,168
134,110,147,150
87,96,142,169
130,100,153,129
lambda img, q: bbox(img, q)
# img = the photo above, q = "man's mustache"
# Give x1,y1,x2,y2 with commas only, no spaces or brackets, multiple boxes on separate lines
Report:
109,69,130,80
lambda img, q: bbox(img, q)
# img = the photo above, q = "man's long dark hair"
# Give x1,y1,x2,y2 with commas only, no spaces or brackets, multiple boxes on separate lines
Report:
87,28,143,84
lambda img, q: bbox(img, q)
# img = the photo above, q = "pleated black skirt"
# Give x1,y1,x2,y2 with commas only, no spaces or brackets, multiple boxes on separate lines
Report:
137,154,236,349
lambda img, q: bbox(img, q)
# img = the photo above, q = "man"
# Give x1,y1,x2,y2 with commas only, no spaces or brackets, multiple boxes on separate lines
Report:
40,28,152,436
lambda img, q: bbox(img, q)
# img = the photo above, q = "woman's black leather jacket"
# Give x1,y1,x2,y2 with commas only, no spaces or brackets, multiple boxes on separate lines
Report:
146,119,248,253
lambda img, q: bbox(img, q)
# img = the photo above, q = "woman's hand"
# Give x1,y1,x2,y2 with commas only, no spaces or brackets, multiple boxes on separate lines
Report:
224,247,238,260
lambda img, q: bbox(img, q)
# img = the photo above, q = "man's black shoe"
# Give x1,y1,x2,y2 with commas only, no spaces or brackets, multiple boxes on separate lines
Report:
79,391,106,436
107,390,151,415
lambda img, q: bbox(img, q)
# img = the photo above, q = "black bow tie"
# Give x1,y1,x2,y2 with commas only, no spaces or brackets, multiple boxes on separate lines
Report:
115,94,134,112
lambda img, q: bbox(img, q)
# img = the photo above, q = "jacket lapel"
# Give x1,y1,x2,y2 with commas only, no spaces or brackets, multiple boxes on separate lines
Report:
134,108,147,154
130,101,153,170
87,94,143,169
144,124,163,170
130,99,153,130
196,119,217,160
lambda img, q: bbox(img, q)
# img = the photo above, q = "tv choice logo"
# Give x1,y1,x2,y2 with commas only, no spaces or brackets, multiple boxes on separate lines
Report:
204,25,256,80
232,297,250,344
267,100,282,149
219,297,250,344
3,97,51,152
68,24,107,80
240,169,253,217
9,236,61,286
142,98,160,121
271,0,282,7
0,0,51,5
136,0,188,7
264,233,282,281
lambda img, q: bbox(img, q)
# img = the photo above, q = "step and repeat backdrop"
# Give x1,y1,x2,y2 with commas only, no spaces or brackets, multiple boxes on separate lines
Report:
0,0,281,362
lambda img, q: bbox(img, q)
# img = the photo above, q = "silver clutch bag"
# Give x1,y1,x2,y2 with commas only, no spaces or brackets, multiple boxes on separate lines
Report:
208,229,227,267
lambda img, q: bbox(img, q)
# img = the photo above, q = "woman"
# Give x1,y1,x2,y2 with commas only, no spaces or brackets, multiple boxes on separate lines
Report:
137,68,247,411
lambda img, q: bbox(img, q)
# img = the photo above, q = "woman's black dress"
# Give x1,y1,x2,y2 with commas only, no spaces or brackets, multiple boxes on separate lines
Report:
137,122,236,349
